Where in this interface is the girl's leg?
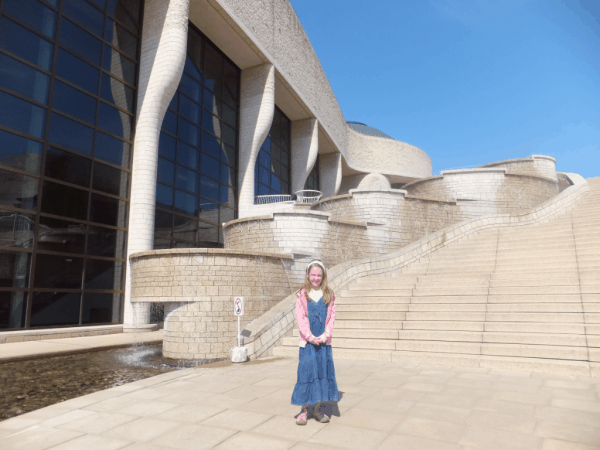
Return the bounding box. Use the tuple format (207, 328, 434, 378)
(296, 405, 308, 425)
(313, 402, 330, 423)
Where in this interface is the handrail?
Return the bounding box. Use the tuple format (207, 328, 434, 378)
(295, 190, 322, 204)
(254, 194, 293, 205)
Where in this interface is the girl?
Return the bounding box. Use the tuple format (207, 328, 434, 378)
(291, 260, 339, 425)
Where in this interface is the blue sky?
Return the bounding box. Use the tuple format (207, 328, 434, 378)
(289, 0, 600, 178)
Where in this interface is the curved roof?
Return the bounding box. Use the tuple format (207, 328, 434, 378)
(347, 122, 394, 140)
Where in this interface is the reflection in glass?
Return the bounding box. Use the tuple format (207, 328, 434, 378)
(220, 206, 235, 225)
(179, 94, 202, 125)
(0, 169, 39, 211)
(34, 253, 83, 288)
(56, 48, 100, 94)
(154, 210, 172, 238)
(98, 102, 133, 140)
(60, 18, 102, 65)
(104, 20, 138, 60)
(168, 92, 178, 112)
(41, 180, 88, 220)
(202, 131, 220, 159)
(93, 162, 128, 197)
(30, 291, 80, 326)
(173, 214, 197, 241)
(108, 0, 142, 31)
(37, 216, 86, 254)
(0, 53, 51, 104)
(176, 165, 199, 194)
(0, 91, 46, 139)
(0, 210, 36, 248)
(175, 190, 197, 216)
(180, 73, 201, 103)
(52, 81, 97, 125)
(84, 258, 122, 290)
(82, 293, 121, 324)
(102, 46, 136, 85)
(0, 250, 31, 290)
(49, 113, 94, 155)
(0, 291, 27, 329)
(90, 193, 127, 227)
(176, 141, 199, 170)
(197, 221, 218, 244)
(0, 17, 54, 70)
(199, 199, 218, 224)
(100, 73, 135, 113)
(178, 117, 200, 147)
(154, 237, 171, 249)
(159, 132, 176, 160)
(157, 158, 175, 185)
(162, 110, 177, 135)
(156, 184, 173, 209)
(95, 131, 130, 167)
(0, 130, 43, 175)
(201, 153, 219, 179)
(63, 0, 105, 38)
(3, 0, 58, 39)
(87, 226, 126, 258)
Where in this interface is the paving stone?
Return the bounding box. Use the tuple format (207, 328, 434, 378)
(407, 403, 471, 424)
(334, 406, 405, 432)
(541, 438, 600, 450)
(459, 425, 541, 450)
(306, 422, 388, 450)
(45, 434, 131, 450)
(378, 433, 462, 450)
(213, 432, 295, 450)
(465, 411, 537, 434)
(395, 416, 465, 443)
(200, 409, 273, 431)
(1, 426, 82, 450)
(56, 412, 138, 435)
(253, 415, 323, 442)
(104, 417, 181, 443)
(534, 420, 600, 446)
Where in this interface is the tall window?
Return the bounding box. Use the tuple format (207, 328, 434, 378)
(0, 0, 143, 329)
(154, 23, 240, 249)
(304, 156, 319, 191)
(255, 107, 291, 198)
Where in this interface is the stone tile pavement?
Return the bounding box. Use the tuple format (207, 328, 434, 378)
(1, 356, 600, 450)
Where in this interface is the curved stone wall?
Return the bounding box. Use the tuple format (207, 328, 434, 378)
(403, 168, 559, 215)
(339, 172, 391, 194)
(479, 155, 557, 181)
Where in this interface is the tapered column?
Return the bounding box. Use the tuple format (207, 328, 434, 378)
(123, 0, 190, 330)
(319, 153, 343, 198)
(238, 64, 275, 218)
(291, 118, 319, 193)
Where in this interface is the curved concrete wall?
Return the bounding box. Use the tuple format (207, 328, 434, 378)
(479, 155, 557, 181)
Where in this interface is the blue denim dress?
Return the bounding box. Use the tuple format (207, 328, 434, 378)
(291, 297, 339, 405)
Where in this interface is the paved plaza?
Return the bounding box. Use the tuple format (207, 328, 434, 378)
(1, 348, 600, 450)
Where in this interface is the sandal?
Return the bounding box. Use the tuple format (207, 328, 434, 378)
(296, 411, 308, 426)
(313, 403, 330, 423)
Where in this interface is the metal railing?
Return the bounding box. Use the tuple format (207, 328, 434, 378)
(254, 194, 293, 205)
(295, 190, 322, 204)
(254, 190, 322, 205)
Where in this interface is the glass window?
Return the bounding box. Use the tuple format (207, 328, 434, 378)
(161, 110, 177, 135)
(202, 131, 220, 159)
(197, 221, 217, 244)
(63, 0, 105, 38)
(0, 290, 27, 329)
(108, 0, 142, 31)
(95, 131, 130, 167)
(0, 17, 54, 70)
(223, 144, 236, 168)
(100, 73, 134, 112)
(154, 210, 172, 238)
(0, 250, 31, 289)
(49, 112, 94, 155)
(157, 158, 175, 184)
(98, 102, 133, 140)
(104, 20, 138, 60)
(178, 117, 200, 147)
(158, 132, 176, 160)
(41, 180, 88, 220)
(176, 141, 199, 170)
(89, 193, 127, 227)
(220, 206, 235, 225)
(199, 200, 218, 224)
(93, 162, 128, 197)
(201, 153, 219, 179)
(84, 258, 121, 289)
(3, 0, 58, 39)
(37, 216, 86, 254)
(179, 94, 202, 126)
(0, 168, 38, 211)
(175, 190, 197, 216)
(184, 55, 202, 82)
(204, 43, 222, 93)
(156, 183, 173, 209)
(172, 214, 197, 241)
(200, 176, 219, 202)
(34, 253, 84, 288)
(0, 53, 51, 104)
(82, 293, 121, 324)
(102, 45, 136, 85)
(176, 165, 199, 194)
(52, 81, 97, 125)
(45, 147, 92, 187)
(180, 74, 202, 104)
(0, 210, 36, 249)
(87, 226, 126, 258)
(0, 90, 46, 138)
(30, 291, 81, 326)
(220, 164, 234, 187)
(59, 18, 103, 65)
(168, 92, 178, 112)
(0, 130, 43, 174)
(56, 48, 100, 94)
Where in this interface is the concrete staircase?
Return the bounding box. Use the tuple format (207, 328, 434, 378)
(274, 178, 600, 375)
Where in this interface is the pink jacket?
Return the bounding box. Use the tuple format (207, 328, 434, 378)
(296, 289, 336, 348)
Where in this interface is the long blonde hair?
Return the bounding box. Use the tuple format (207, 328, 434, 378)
(300, 262, 335, 305)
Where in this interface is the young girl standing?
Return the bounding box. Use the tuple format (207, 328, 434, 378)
(291, 260, 339, 425)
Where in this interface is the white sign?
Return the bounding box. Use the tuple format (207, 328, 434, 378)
(234, 296, 244, 316)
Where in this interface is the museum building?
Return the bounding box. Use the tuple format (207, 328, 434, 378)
(0, 0, 432, 332)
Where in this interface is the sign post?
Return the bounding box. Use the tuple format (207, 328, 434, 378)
(232, 296, 247, 363)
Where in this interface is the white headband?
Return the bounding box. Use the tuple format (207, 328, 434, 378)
(306, 260, 326, 273)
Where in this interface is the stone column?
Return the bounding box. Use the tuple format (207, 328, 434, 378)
(290, 118, 319, 193)
(238, 64, 275, 219)
(319, 153, 342, 198)
(123, 0, 190, 331)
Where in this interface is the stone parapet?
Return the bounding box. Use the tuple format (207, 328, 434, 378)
(479, 155, 557, 181)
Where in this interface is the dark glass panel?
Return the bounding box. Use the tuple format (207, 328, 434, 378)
(37, 216, 86, 254)
(197, 221, 218, 244)
(261, 136, 271, 153)
(220, 164, 234, 187)
(154, 237, 170, 249)
(0, 168, 38, 211)
(82, 293, 121, 324)
(100, 73, 134, 113)
(60, 18, 102, 65)
(0, 53, 50, 104)
(49, 113, 94, 155)
(93, 162, 128, 197)
(90, 0, 107, 9)
(95, 131, 130, 167)
(0, 210, 36, 248)
(220, 206, 235, 225)
(259, 165, 270, 186)
(63, 0, 105, 37)
(89, 193, 127, 227)
(0, 291, 27, 329)
(179, 73, 201, 103)
(46, 0, 60, 6)
(221, 103, 237, 128)
(171, 240, 201, 248)
(220, 185, 235, 208)
(202, 110, 218, 136)
(204, 43, 222, 94)
(45, 147, 92, 187)
(87, 226, 126, 258)
(84, 258, 122, 289)
(154, 210, 172, 238)
(176, 141, 199, 170)
(175, 165, 199, 194)
(201, 153, 219, 180)
(281, 147, 289, 166)
(0, 90, 46, 138)
(258, 150, 270, 170)
(223, 144, 236, 168)
(0, 250, 31, 289)
(0, 17, 53, 70)
(184, 55, 201, 82)
(258, 183, 270, 196)
(172, 214, 196, 241)
(157, 157, 174, 185)
(199, 200, 218, 224)
(104, 19, 138, 59)
(158, 132, 176, 160)
(102, 45, 136, 86)
(200, 176, 219, 203)
(168, 92, 178, 112)
(174, 190, 197, 216)
(281, 181, 289, 195)
(271, 173, 282, 193)
(108, 0, 141, 32)
(56, 48, 100, 94)
(34, 253, 83, 288)
(223, 58, 237, 78)
(156, 184, 173, 209)
(179, 94, 201, 126)
(161, 110, 177, 135)
(223, 77, 238, 107)
(177, 117, 200, 147)
(222, 124, 236, 148)
(52, 81, 97, 125)
(202, 131, 220, 159)
(98, 102, 133, 140)
(0, 129, 43, 174)
(271, 144, 281, 162)
(30, 291, 80, 326)
(3, 0, 58, 39)
(203, 88, 215, 113)
(41, 180, 88, 220)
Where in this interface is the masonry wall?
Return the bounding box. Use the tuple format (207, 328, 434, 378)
(479, 155, 557, 181)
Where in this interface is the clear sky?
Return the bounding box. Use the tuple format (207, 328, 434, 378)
(289, 0, 600, 178)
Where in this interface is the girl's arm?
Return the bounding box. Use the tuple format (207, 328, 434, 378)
(296, 290, 317, 343)
(323, 294, 336, 341)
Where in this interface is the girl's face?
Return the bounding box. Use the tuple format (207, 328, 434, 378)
(308, 266, 323, 289)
